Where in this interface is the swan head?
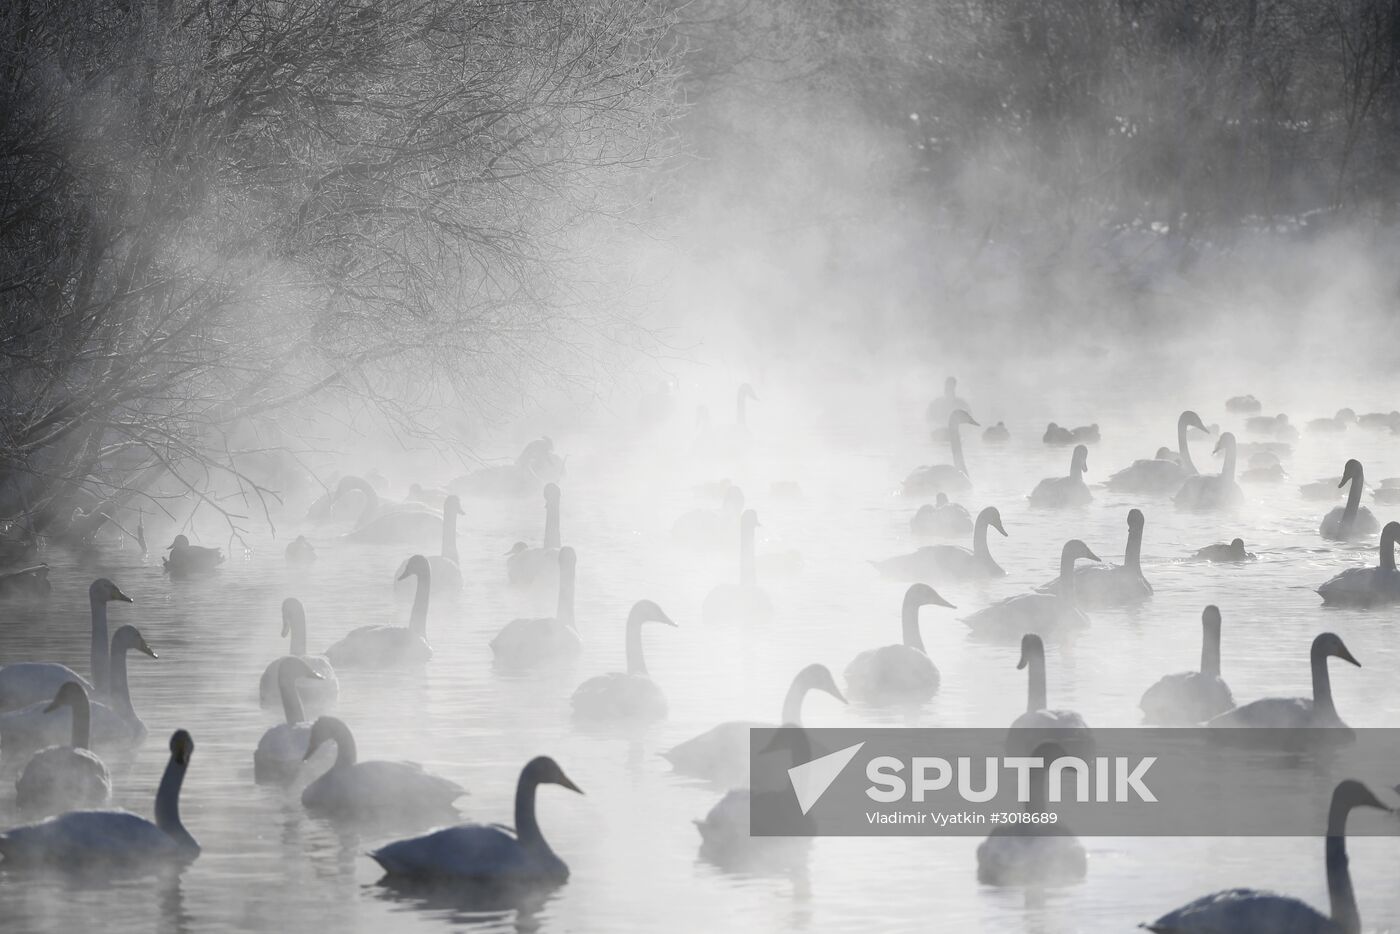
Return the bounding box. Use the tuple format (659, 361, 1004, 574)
(1154, 446, 1173, 460)
(44, 681, 88, 713)
(443, 494, 463, 516)
(738, 383, 759, 402)
(90, 578, 133, 604)
(524, 755, 583, 795)
(935, 493, 948, 506)
(543, 483, 561, 505)
(950, 409, 978, 428)
(170, 729, 194, 767)
(396, 554, 431, 581)
(331, 475, 364, 498)
(505, 541, 529, 556)
(166, 535, 191, 551)
(1032, 740, 1068, 763)
(1340, 459, 1363, 486)
(1338, 408, 1356, 422)
(740, 509, 760, 531)
(905, 583, 956, 612)
(797, 663, 847, 706)
(1127, 508, 1145, 530)
(304, 716, 348, 760)
(1061, 539, 1100, 565)
(281, 597, 305, 637)
(1212, 432, 1236, 455)
(1017, 634, 1045, 669)
(559, 546, 577, 572)
(1331, 780, 1391, 820)
(1229, 538, 1246, 555)
(1313, 632, 1360, 668)
(112, 625, 157, 658)
(944, 376, 957, 395)
(978, 506, 1008, 537)
(1202, 604, 1221, 631)
(1071, 444, 1089, 473)
(628, 599, 676, 628)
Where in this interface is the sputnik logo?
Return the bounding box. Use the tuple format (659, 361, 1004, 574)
(787, 742, 865, 814)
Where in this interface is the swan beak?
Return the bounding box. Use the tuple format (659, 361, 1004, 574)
(930, 593, 956, 610)
(1212, 438, 1225, 454)
(992, 519, 1008, 537)
(396, 566, 411, 580)
(558, 774, 584, 795)
(1016, 654, 1029, 670)
(657, 611, 678, 628)
(141, 644, 159, 659)
(112, 588, 133, 603)
(827, 683, 848, 705)
(1338, 646, 1361, 667)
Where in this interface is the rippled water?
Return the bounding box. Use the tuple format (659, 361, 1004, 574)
(3, 368, 1400, 933)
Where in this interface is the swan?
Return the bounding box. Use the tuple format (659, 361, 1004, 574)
(1193, 538, 1255, 562)
(1319, 460, 1379, 541)
(1317, 521, 1400, 607)
(406, 483, 450, 508)
(1038, 509, 1151, 606)
(695, 784, 812, 869)
(0, 625, 156, 752)
(1241, 461, 1285, 483)
(259, 598, 339, 710)
(1374, 483, 1400, 504)
(516, 436, 566, 483)
(285, 535, 316, 566)
(1174, 432, 1243, 512)
(15, 682, 111, 815)
(0, 578, 129, 709)
(506, 483, 562, 590)
(300, 716, 465, 821)
(254, 657, 323, 785)
(369, 756, 582, 884)
(976, 741, 1086, 886)
(0, 564, 51, 600)
(1043, 423, 1098, 445)
(324, 554, 433, 668)
(1225, 394, 1261, 413)
(342, 498, 441, 545)
(963, 540, 1099, 638)
(672, 486, 744, 549)
(1307, 408, 1356, 433)
(902, 410, 977, 496)
(701, 510, 772, 625)
(570, 600, 676, 722)
(1209, 632, 1358, 731)
(925, 376, 971, 425)
(1105, 411, 1209, 494)
(662, 663, 846, 785)
(1358, 409, 1400, 430)
(1139, 606, 1234, 724)
(1028, 444, 1091, 508)
(1246, 413, 1297, 440)
(1007, 634, 1091, 756)
(395, 494, 464, 593)
(845, 585, 954, 704)
(909, 493, 972, 538)
(162, 535, 224, 576)
(1142, 780, 1390, 934)
(982, 421, 1010, 444)
(874, 506, 1007, 581)
(449, 439, 562, 498)
(0, 730, 198, 868)
(490, 546, 582, 669)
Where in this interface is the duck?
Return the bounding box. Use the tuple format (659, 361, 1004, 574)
(1319, 459, 1380, 541)
(963, 540, 1099, 638)
(982, 421, 1010, 444)
(1193, 538, 1256, 562)
(909, 492, 972, 538)
(506, 484, 562, 590)
(324, 554, 433, 668)
(701, 510, 772, 625)
(0, 578, 129, 710)
(925, 376, 971, 425)
(874, 506, 1007, 581)
(395, 494, 464, 594)
(570, 600, 676, 722)
(254, 657, 324, 785)
(0, 730, 198, 868)
(1105, 411, 1209, 494)
(369, 757, 582, 885)
(0, 564, 51, 600)
(1043, 423, 1099, 445)
(672, 486, 745, 549)
(15, 682, 111, 815)
(902, 410, 977, 496)
(845, 585, 954, 704)
(1317, 521, 1400, 606)
(300, 716, 465, 821)
(1142, 780, 1390, 934)
(0, 625, 156, 753)
(1007, 635, 1091, 755)
(1225, 394, 1262, 413)
(1038, 509, 1151, 606)
(1209, 632, 1358, 732)
(662, 663, 846, 785)
(259, 598, 339, 710)
(1307, 408, 1356, 433)
(975, 741, 1086, 886)
(1028, 444, 1091, 508)
(1139, 606, 1234, 724)
(490, 546, 582, 669)
(162, 534, 224, 576)
(1173, 432, 1243, 512)
(284, 536, 317, 566)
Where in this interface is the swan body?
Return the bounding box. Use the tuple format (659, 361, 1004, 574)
(1193, 538, 1255, 562)
(702, 510, 772, 624)
(1319, 460, 1379, 541)
(1006, 635, 1091, 757)
(1106, 411, 1207, 495)
(672, 487, 744, 549)
(976, 742, 1085, 887)
(162, 535, 224, 576)
(694, 788, 812, 868)
(491, 547, 582, 668)
(903, 410, 977, 496)
(571, 600, 675, 722)
(344, 510, 441, 545)
(963, 540, 1098, 638)
(259, 598, 338, 710)
(450, 438, 564, 497)
(1240, 463, 1285, 483)
(1042, 423, 1098, 445)
(845, 585, 953, 704)
(285, 536, 317, 566)
(1174, 432, 1243, 512)
(1307, 409, 1355, 433)
(1029, 444, 1091, 508)
(909, 493, 972, 538)
(982, 422, 1010, 444)
(506, 484, 562, 592)
(325, 555, 433, 668)
(1318, 522, 1400, 606)
(394, 495, 464, 593)
(15, 682, 111, 815)
(300, 716, 465, 821)
(1246, 413, 1297, 440)
(1140, 606, 1234, 724)
(0, 565, 51, 599)
(254, 657, 323, 785)
(1300, 477, 1345, 500)
(0, 579, 129, 710)
(1209, 632, 1357, 731)
(1225, 394, 1261, 413)
(1038, 509, 1151, 606)
(876, 507, 1007, 581)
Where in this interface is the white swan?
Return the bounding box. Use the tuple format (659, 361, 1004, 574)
(259, 598, 338, 710)
(331, 475, 440, 544)
(1038, 509, 1151, 606)
(0, 730, 198, 868)
(0, 578, 129, 710)
(570, 600, 676, 722)
(1108, 411, 1209, 495)
(662, 663, 846, 785)
(925, 376, 971, 425)
(1143, 780, 1389, 934)
(1246, 413, 1298, 441)
(1209, 632, 1358, 731)
(1225, 394, 1261, 413)
(369, 756, 582, 884)
(451, 437, 565, 497)
(1174, 431, 1243, 512)
(15, 682, 111, 815)
(491, 546, 582, 669)
(300, 716, 465, 821)
(902, 410, 977, 496)
(1029, 444, 1091, 508)
(873, 506, 1007, 581)
(395, 495, 464, 593)
(982, 421, 1010, 444)
(1318, 521, 1400, 607)
(1007, 634, 1092, 757)
(963, 540, 1099, 638)
(702, 510, 772, 625)
(1042, 423, 1098, 445)
(162, 535, 224, 576)
(324, 555, 433, 668)
(910, 493, 972, 538)
(254, 657, 324, 785)
(506, 483, 562, 591)
(1319, 459, 1380, 541)
(672, 486, 745, 549)
(845, 585, 954, 704)
(0, 625, 156, 752)
(1307, 408, 1356, 433)
(976, 741, 1086, 886)
(1139, 606, 1234, 724)
(1193, 538, 1255, 562)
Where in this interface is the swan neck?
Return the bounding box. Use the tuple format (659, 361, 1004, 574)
(900, 597, 926, 653)
(90, 595, 110, 696)
(557, 560, 576, 627)
(70, 694, 91, 749)
(1026, 654, 1047, 712)
(973, 514, 990, 562)
(278, 666, 306, 725)
(442, 507, 459, 564)
(1177, 417, 1198, 475)
(950, 422, 967, 475)
(1069, 457, 1084, 482)
(1125, 522, 1143, 571)
(1311, 648, 1337, 719)
(354, 479, 379, 527)
(625, 616, 648, 676)
(408, 570, 430, 638)
(1327, 832, 1361, 934)
(155, 754, 196, 851)
(740, 521, 756, 588)
(1057, 552, 1078, 605)
(1381, 526, 1397, 571)
(1220, 441, 1236, 481)
(1028, 763, 1049, 811)
(109, 641, 136, 721)
(1201, 623, 1221, 678)
(331, 721, 358, 767)
(288, 615, 307, 657)
(514, 771, 551, 854)
(544, 501, 560, 550)
(1343, 468, 1363, 523)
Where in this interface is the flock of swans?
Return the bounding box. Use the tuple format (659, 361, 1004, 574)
(0, 379, 1398, 933)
